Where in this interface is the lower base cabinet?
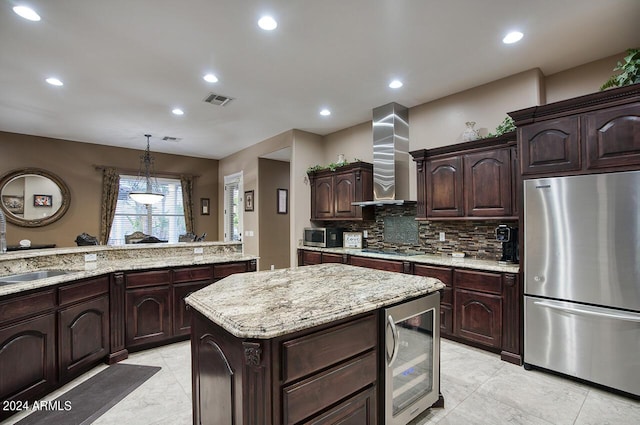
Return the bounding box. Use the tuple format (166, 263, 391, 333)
(125, 285, 172, 348)
(191, 310, 378, 425)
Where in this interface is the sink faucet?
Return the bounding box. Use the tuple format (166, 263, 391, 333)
(0, 209, 6, 253)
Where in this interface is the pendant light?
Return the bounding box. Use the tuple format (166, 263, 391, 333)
(129, 134, 165, 205)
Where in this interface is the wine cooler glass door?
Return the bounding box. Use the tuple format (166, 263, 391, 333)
(385, 294, 440, 425)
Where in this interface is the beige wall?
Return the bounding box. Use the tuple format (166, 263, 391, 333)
(322, 122, 373, 166)
(545, 52, 623, 103)
(258, 158, 290, 270)
(217, 130, 293, 263)
(0, 132, 219, 247)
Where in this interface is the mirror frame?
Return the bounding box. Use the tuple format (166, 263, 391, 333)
(0, 168, 71, 227)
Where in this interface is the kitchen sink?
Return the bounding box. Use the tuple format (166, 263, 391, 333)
(0, 270, 72, 285)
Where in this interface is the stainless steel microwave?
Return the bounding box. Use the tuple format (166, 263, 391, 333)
(303, 227, 344, 248)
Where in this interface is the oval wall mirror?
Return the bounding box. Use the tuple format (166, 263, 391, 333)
(0, 168, 71, 227)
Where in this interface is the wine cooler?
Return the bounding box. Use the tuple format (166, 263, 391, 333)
(383, 293, 440, 424)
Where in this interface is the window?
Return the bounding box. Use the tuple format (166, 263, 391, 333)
(108, 175, 186, 245)
(224, 172, 242, 242)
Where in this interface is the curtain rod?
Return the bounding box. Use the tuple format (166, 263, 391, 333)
(93, 165, 200, 179)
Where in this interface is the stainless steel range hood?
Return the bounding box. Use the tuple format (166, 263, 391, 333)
(353, 102, 415, 206)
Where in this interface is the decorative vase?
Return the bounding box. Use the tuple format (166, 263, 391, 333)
(462, 121, 480, 141)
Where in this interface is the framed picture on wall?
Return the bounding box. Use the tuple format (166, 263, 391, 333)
(244, 190, 254, 212)
(277, 188, 288, 214)
(34, 194, 52, 207)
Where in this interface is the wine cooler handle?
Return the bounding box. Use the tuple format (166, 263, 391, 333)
(387, 315, 399, 367)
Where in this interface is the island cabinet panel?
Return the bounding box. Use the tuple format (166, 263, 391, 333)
(308, 162, 374, 221)
(414, 265, 453, 337)
(58, 294, 110, 382)
(0, 312, 56, 416)
(190, 309, 379, 425)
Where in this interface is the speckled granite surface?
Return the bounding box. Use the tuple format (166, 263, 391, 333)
(299, 246, 520, 273)
(0, 242, 257, 297)
(185, 263, 444, 339)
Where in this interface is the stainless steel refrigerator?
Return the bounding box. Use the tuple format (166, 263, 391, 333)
(524, 170, 640, 396)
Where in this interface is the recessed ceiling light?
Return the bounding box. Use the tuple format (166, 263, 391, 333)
(203, 73, 218, 83)
(389, 79, 403, 89)
(13, 5, 41, 21)
(172, 108, 184, 116)
(320, 109, 331, 116)
(258, 15, 277, 31)
(45, 77, 63, 86)
(503, 31, 523, 44)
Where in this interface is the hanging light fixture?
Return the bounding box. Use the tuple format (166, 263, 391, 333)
(129, 134, 165, 205)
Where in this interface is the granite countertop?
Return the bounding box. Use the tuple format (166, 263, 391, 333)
(185, 263, 445, 339)
(0, 242, 257, 297)
(300, 246, 520, 273)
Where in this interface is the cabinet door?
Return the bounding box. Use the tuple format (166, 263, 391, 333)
(0, 313, 56, 407)
(334, 172, 357, 218)
(454, 289, 502, 348)
(173, 281, 209, 336)
(464, 149, 512, 217)
(125, 286, 172, 348)
(59, 295, 110, 381)
(312, 175, 334, 219)
(585, 103, 640, 170)
(426, 156, 463, 217)
(519, 117, 580, 175)
(414, 264, 453, 336)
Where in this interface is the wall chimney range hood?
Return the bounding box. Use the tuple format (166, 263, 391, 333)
(353, 102, 415, 206)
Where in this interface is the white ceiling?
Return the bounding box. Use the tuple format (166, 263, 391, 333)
(1, 0, 639, 160)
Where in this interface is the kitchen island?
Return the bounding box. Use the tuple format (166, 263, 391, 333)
(186, 263, 445, 425)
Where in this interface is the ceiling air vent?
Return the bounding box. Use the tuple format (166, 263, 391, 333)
(203, 92, 233, 106)
(162, 136, 182, 142)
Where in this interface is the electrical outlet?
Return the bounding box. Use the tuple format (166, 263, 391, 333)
(439, 232, 446, 242)
(84, 253, 97, 262)
(194, 247, 204, 254)
(363, 230, 368, 238)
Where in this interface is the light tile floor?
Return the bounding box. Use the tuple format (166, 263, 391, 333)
(7, 339, 639, 425)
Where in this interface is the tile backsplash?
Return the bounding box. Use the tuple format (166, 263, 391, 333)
(328, 204, 517, 261)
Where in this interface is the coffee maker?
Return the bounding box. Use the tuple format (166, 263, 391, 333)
(495, 224, 519, 264)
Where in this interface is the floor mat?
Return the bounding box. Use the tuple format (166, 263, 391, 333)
(15, 364, 161, 425)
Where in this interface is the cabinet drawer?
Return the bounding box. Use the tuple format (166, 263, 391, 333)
(349, 256, 404, 273)
(125, 269, 172, 288)
(59, 276, 109, 307)
(283, 351, 376, 425)
(282, 314, 376, 384)
(303, 386, 376, 425)
(321, 253, 344, 264)
(173, 266, 213, 283)
(454, 269, 502, 295)
(0, 289, 56, 324)
(213, 262, 247, 279)
(414, 264, 452, 286)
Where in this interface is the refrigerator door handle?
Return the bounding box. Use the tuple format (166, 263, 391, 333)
(386, 314, 400, 367)
(533, 300, 640, 322)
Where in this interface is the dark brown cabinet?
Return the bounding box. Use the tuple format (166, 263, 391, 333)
(412, 133, 517, 220)
(58, 276, 110, 382)
(173, 266, 213, 336)
(125, 285, 172, 348)
(414, 264, 453, 337)
(0, 290, 56, 418)
(309, 162, 374, 221)
(510, 83, 640, 177)
(349, 255, 409, 273)
(191, 310, 377, 425)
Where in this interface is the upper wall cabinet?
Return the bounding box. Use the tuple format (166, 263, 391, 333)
(411, 133, 518, 220)
(308, 162, 374, 221)
(510, 84, 640, 178)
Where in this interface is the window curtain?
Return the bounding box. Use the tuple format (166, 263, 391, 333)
(180, 174, 194, 234)
(99, 168, 120, 245)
